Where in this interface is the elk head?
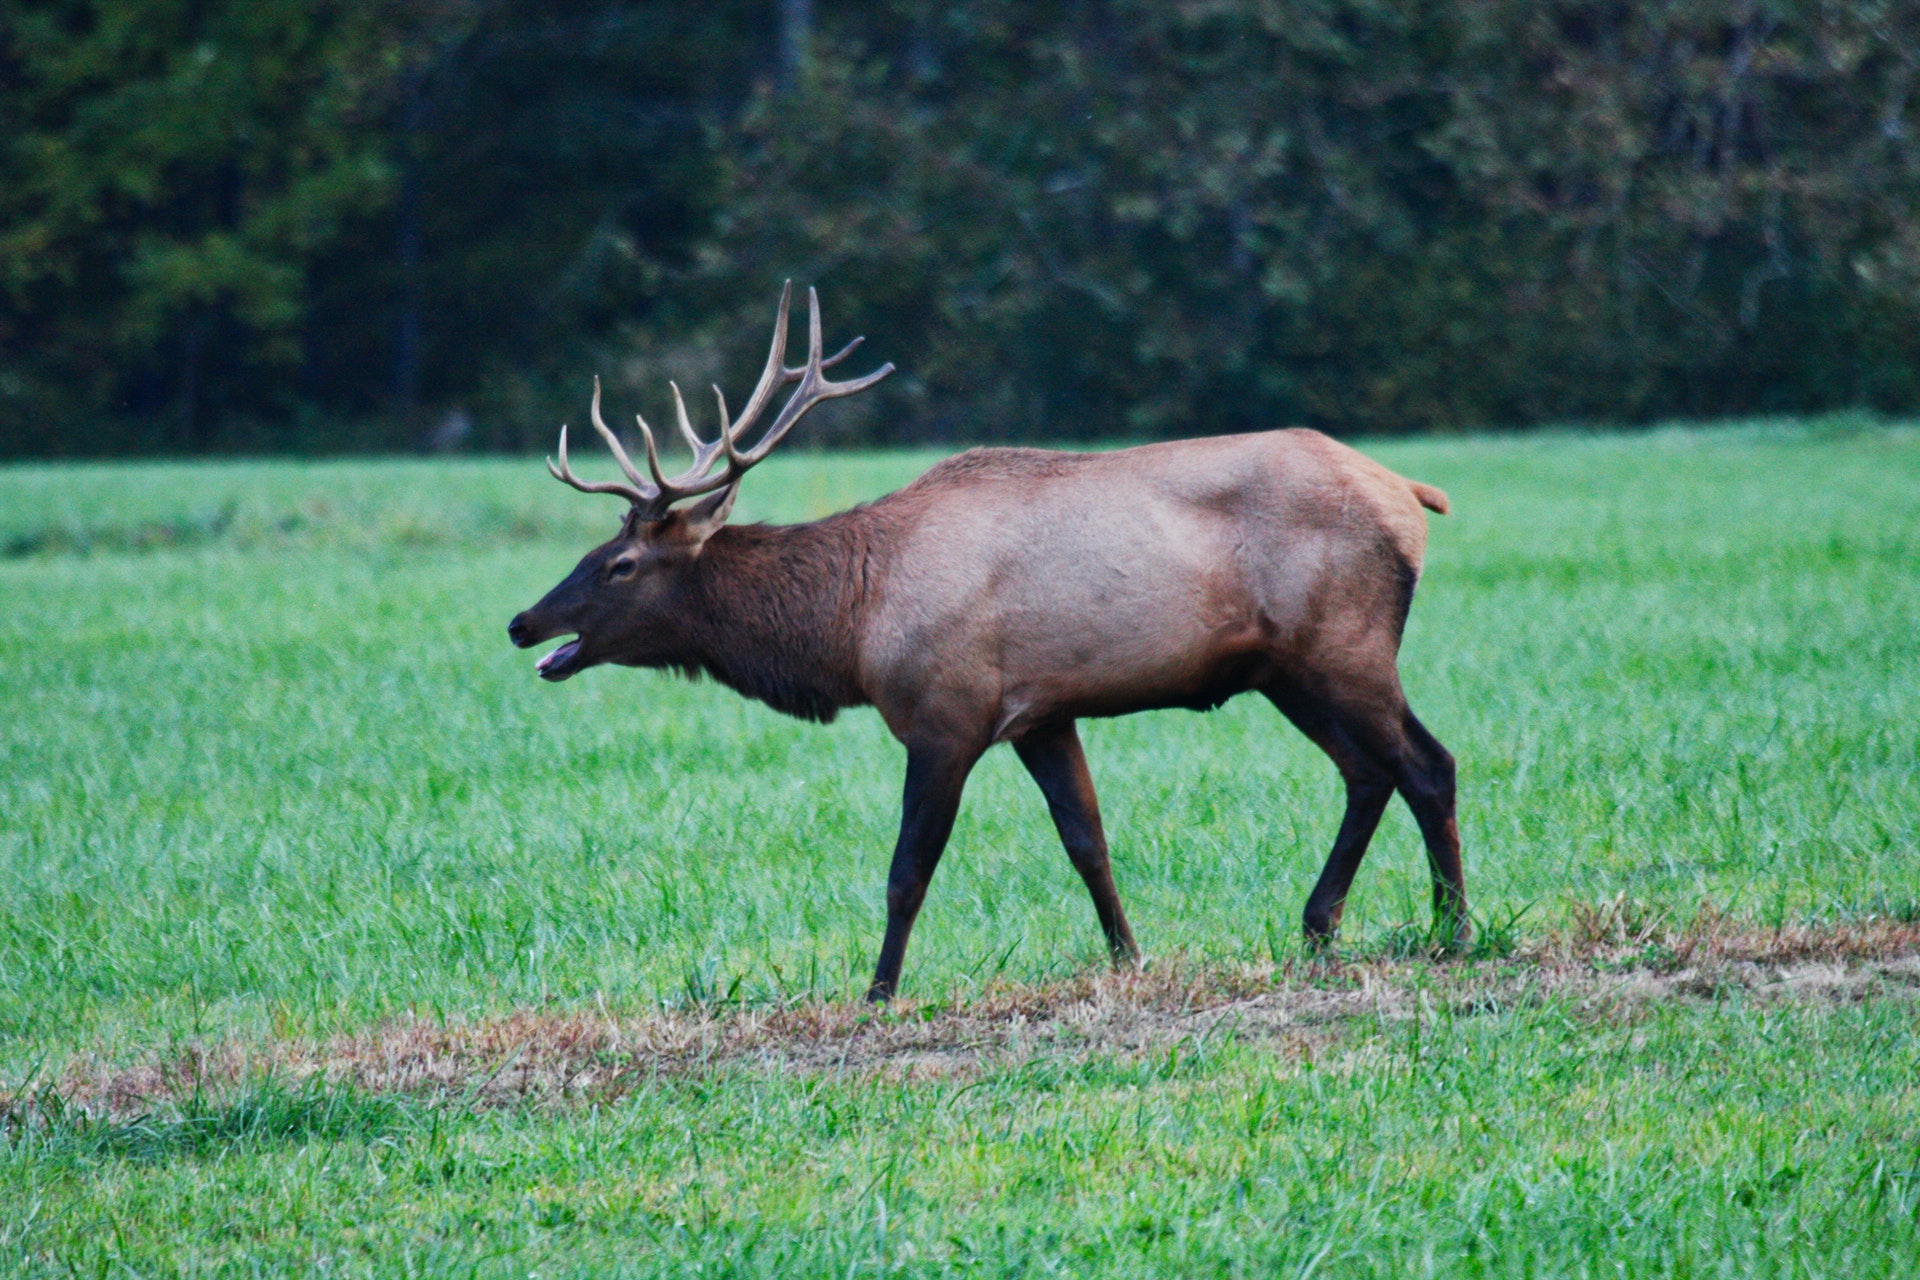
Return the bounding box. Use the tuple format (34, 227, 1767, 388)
(506, 284, 892, 680)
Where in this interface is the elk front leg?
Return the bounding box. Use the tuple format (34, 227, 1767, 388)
(1012, 722, 1140, 967)
(866, 741, 981, 1002)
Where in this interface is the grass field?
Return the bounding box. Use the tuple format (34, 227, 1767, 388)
(2, 419, 1918, 1275)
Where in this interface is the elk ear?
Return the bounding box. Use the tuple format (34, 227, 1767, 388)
(680, 482, 739, 545)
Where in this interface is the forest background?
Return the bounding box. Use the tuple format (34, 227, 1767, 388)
(4, 0, 1919, 458)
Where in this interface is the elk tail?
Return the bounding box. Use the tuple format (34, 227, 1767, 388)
(1410, 481, 1451, 515)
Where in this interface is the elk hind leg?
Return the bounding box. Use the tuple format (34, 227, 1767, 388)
(1395, 709, 1469, 948)
(1013, 721, 1140, 966)
(1266, 688, 1397, 944)
(1270, 681, 1469, 948)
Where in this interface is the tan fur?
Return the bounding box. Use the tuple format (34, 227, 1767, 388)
(843, 430, 1441, 747)
(1411, 481, 1451, 514)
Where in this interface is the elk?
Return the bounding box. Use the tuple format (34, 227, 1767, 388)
(508, 284, 1467, 1000)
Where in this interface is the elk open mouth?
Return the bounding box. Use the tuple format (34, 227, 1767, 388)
(535, 637, 584, 681)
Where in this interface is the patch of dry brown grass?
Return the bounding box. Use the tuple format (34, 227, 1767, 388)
(24, 916, 1920, 1119)
(1542, 897, 1920, 969)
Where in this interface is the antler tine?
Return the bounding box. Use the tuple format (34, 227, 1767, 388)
(824, 360, 896, 397)
(629, 404, 733, 510)
(668, 381, 731, 483)
(629, 409, 670, 493)
(729, 288, 895, 467)
(587, 377, 658, 497)
(547, 424, 652, 505)
(732, 358, 895, 467)
(670, 381, 707, 457)
(721, 281, 795, 455)
(717, 285, 864, 454)
(544, 283, 889, 515)
(807, 285, 825, 372)
(714, 383, 748, 471)
(817, 334, 864, 371)
(659, 381, 730, 489)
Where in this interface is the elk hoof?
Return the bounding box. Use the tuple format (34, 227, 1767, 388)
(1435, 917, 1474, 954)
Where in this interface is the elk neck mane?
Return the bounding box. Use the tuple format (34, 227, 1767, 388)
(677, 508, 878, 723)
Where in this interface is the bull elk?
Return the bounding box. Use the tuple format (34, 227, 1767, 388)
(508, 284, 1467, 1000)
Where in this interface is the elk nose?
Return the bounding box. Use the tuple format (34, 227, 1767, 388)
(507, 613, 534, 648)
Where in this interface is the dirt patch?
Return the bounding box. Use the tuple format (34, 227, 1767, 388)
(25, 917, 1920, 1117)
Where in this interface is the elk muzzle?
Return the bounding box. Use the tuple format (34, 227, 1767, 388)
(506, 609, 587, 681)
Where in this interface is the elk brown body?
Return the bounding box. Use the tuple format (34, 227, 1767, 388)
(509, 284, 1466, 1000)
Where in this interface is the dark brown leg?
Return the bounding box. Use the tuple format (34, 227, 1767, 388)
(1395, 711, 1469, 947)
(1268, 685, 1468, 948)
(1302, 760, 1396, 943)
(866, 741, 981, 1002)
(1012, 721, 1140, 967)
(1266, 690, 1395, 943)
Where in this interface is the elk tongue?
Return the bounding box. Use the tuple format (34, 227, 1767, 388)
(536, 638, 581, 679)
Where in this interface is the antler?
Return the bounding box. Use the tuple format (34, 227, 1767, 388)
(546, 282, 894, 519)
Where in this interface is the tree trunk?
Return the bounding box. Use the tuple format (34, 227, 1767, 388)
(778, 0, 812, 90)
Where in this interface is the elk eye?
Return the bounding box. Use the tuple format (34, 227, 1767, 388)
(606, 556, 639, 581)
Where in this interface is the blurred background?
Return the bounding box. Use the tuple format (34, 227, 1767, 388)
(4, 0, 1919, 458)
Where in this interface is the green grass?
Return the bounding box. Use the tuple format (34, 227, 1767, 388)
(2, 420, 1918, 1275)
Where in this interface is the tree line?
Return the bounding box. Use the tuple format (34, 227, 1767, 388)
(4, 0, 1918, 457)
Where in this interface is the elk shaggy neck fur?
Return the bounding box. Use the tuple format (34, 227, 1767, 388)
(680, 514, 875, 723)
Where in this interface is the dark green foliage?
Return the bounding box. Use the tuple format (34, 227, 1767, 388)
(4, 1, 1919, 454)
(0, 0, 762, 453)
(0, 1, 408, 451)
(712, 1, 1920, 439)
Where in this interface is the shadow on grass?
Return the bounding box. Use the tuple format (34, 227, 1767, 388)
(1, 503, 238, 558)
(3, 1073, 409, 1164)
(0, 498, 556, 559)
(1329, 903, 1535, 964)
